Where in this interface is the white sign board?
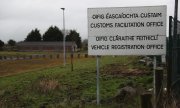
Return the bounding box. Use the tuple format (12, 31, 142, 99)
(88, 6, 167, 55)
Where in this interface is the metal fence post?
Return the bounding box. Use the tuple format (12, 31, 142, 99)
(141, 93, 152, 108)
(155, 68, 164, 108)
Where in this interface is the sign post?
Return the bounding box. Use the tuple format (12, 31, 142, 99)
(88, 5, 167, 105)
(153, 56, 157, 108)
(96, 55, 100, 105)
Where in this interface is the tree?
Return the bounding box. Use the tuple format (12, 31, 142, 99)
(42, 26, 63, 41)
(0, 40, 4, 50)
(8, 39, 16, 46)
(66, 30, 82, 48)
(25, 28, 41, 41)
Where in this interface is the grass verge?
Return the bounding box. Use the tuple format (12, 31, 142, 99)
(0, 56, 153, 108)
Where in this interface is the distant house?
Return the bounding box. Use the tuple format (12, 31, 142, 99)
(17, 42, 77, 52)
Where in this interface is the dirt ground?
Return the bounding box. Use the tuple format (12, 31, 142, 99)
(0, 59, 62, 76)
(101, 63, 151, 77)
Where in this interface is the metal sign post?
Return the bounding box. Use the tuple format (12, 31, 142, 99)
(96, 55, 100, 105)
(153, 56, 157, 108)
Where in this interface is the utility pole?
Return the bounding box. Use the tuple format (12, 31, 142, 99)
(167, 16, 173, 96)
(173, 0, 178, 82)
(61, 8, 66, 66)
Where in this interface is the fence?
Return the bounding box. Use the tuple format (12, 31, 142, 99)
(0, 53, 94, 61)
(167, 14, 180, 107)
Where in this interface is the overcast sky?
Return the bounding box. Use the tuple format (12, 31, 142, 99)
(0, 0, 178, 43)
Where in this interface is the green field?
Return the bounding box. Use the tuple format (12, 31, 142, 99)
(0, 55, 153, 108)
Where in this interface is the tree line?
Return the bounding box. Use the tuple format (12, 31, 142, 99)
(0, 26, 84, 50)
(25, 26, 82, 48)
(0, 39, 16, 50)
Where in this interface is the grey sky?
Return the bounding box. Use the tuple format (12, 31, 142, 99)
(0, 0, 178, 43)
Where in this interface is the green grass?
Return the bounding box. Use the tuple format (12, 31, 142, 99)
(0, 56, 153, 108)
